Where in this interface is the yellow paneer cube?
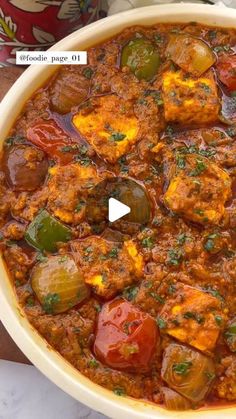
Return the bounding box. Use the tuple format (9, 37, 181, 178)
(160, 285, 226, 353)
(123, 240, 143, 275)
(73, 95, 139, 163)
(71, 237, 143, 299)
(162, 70, 220, 125)
(164, 154, 231, 225)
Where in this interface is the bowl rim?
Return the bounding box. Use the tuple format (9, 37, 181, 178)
(0, 4, 236, 418)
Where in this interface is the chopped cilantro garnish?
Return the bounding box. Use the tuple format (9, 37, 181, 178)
(42, 293, 60, 314)
(189, 159, 206, 176)
(172, 361, 192, 375)
(88, 359, 99, 368)
(141, 237, 154, 249)
(177, 233, 188, 245)
(183, 311, 205, 324)
(215, 315, 223, 325)
(109, 131, 126, 142)
(123, 285, 139, 301)
(167, 248, 183, 266)
(176, 154, 186, 169)
(157, 317, 167, 329)
(149, 292, 165, 304)
(204, 239, 215, 252)
(82, 67, 94, 79)
(113, 387, 126, 396)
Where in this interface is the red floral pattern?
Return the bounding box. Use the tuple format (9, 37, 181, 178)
(0, 0, 99, 67)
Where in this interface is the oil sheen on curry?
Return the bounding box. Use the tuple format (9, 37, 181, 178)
(1, 22, 236, 411)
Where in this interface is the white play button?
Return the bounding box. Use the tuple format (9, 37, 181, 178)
(108, 197, 131, 222)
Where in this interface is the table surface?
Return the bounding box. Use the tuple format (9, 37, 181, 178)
(0, 66, 30, 365)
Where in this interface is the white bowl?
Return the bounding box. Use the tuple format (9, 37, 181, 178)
(0, 4, 236, 418)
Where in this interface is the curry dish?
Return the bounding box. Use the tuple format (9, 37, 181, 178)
(1, 22, 236, 410)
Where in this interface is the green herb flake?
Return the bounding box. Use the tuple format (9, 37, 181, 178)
(82, 67, 94, 79)
(75, 200, 85, 213)
(144, 90, 163, 106)
(183, 311, 205, 324)
(189, 159, 206, 176)
(15, 279, 21, 287)
(204, 239, 215, 252)
(166, 125, 174, 136)
(177, 233, 188, 245)
(199, 83, 211, 93)
(213, 45, 231, 53)
(167, 248, 183, 266)
(141, 237, 154, 249)
(157, 317, 167, 329)
(74, 155, 91, 167)
(149, 292, 165, 304)
(58, 255, 68, 264)
(225, 322, 236, 345)
(113, 387, 126, 397)
(203, 286, 224, 302)
(205, 371, 216, 381)
(154, 33, 165, 43)
(215, 315, 223, 325)
(108, 248, 119, 258)
(88, 359, 99, 368)
(172, 361, 192, 375)
(42, 293, 60, 314)
(208, 30, 217, 40)
(123, 285, 139, 301)
(176, 154, 186, 169)
(194, 209, 204, 216)
(94, 302, 101, 313)
(109, 131, 126, 142)
(26, 296, 35, 307)
(168, 283, 176, 294)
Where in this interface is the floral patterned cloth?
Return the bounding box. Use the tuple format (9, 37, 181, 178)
(0, 0, 100, 67)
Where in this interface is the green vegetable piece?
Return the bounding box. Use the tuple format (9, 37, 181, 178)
(121, 38, 161, 81)
(25, 209, 72, 252)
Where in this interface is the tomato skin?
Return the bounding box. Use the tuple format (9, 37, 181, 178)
(217, 55, 236, 92)
(27, 120, 75, 164)
(94, 298, 159, 372)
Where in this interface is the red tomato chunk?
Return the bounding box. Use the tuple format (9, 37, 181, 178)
(94, 298, 159, 372)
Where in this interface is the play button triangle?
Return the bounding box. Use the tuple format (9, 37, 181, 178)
(108, 197, 131, 223)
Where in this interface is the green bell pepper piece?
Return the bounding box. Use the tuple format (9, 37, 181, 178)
(25, 209, 72, 252)
(121, 38, 161, 81)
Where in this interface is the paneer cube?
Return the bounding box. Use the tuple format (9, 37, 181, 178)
(48, 163, 101, 224)
(71, 237, 143, 299)
(164, 154, 231, 225)
(73, 95, 139, 163)
(159, 284, 225, 353)
(162, 70, 220, 124)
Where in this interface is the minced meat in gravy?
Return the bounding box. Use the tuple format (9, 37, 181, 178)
(1, 22, 236, 410)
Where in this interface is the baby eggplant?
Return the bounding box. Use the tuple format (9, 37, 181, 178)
(3, 143, 48, 191)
